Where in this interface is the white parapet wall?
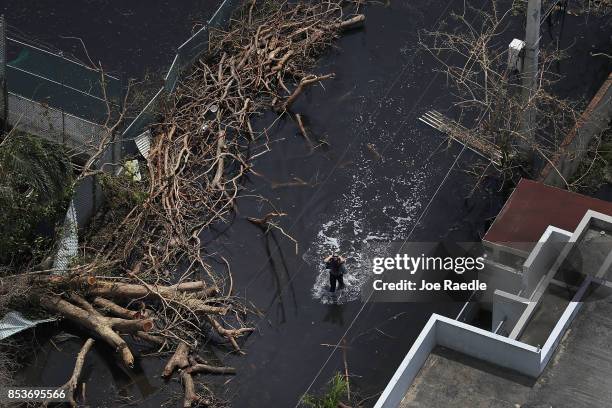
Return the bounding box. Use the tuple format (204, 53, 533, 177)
(522, 226, 572, 298)
(373, 211, 610, 408)
(374, 284, 587, 408)
(491, 289, 530, 335)
(510, 210, 612, 339)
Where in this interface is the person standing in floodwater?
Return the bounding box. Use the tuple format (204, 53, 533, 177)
(324, 254, 346, 292)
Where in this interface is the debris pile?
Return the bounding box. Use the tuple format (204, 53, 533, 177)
(1, 0, 365, 405)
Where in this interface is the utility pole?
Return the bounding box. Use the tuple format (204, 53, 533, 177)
(520, 0, 541, 157)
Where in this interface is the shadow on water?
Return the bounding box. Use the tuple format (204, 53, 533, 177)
(5, 0, 611, 407)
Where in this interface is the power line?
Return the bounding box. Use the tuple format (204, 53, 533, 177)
(296, 144, 467, 406)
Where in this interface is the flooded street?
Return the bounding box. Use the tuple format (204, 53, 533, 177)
(202, 1, 498, 405)
(2, 0, 610, 407)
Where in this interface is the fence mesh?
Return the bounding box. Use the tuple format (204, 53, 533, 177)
(5, 0, 241, 256)
(0, 16, 6, 128)
(5, 38, 121, 123)
(125, 0, 241, 141)
(208, 0, 241, 29)
(1, 1, 243, 337)
(8, 92, 107, 154)
(122, 87, 165, 141)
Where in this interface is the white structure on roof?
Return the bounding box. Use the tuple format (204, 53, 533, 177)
(375, 210, 612, 408)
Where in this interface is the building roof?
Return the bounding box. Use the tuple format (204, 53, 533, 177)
(483, 179, 612, 253)
(400, 301, 612, 408)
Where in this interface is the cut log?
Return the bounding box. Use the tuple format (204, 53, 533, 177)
(92, 297, 141, 319)
(134, 331, 166, 347)
(37, 274, 96, 287)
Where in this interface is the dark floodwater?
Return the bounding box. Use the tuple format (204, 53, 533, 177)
(3, 1, 611, 407)
(0, 0, 221, 79)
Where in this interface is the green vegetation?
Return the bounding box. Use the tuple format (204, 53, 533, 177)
(98, 171, 148, 211)
(302, 372, 349, 408)
(0, 131, 73, 267)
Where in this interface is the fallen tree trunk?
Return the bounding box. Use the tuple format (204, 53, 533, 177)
(89, 280, 216, 300)
(174, 294, 229, 315)
(333, 14, 365, 30)
(88, 281, 227, 315)
(36, 276, 218, 302)
(37, 274, 97, 287)
(92, 297, 142, 319)
(181, 371, 200, 408)
(92, 297, 166, 347)
(163, 343, 235, 406)
(207, 315, 255, 354)
(134, 331, 167, 347)
(40, 295, 152, 367)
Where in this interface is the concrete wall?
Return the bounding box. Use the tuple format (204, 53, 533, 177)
(480, 259, 523, 309)
(375, 318, 437, 408)
(539, 73, 612, 187)
(522, 226, 572, 298)
(436, 316, 542, 376)
(374, 292, 590, 408)
(374, 314, 542, 408)
(540, 295, 583, 369)
(374, 214, 610, 408)
(492, 289, 529, 335)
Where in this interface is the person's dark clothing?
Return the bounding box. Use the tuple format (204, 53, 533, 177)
(325, 257, 346, 292)
(329, 274, 344, 292)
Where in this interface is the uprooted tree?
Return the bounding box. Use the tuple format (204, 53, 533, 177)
(0, 0, 365, 406)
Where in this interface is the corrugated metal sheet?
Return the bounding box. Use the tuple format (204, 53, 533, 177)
(0, 311, 56, 340)
(135, 129, 151, 159)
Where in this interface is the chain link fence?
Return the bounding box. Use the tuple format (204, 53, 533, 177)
(0, 1, 242, 337)
(5, 35, 122, 132)
(1, 1, 241, 278)
(124, 0, 241, 141)
(7, 92, 108, 153)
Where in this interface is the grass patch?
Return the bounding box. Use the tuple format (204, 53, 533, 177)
(302, 372, 349, 408)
